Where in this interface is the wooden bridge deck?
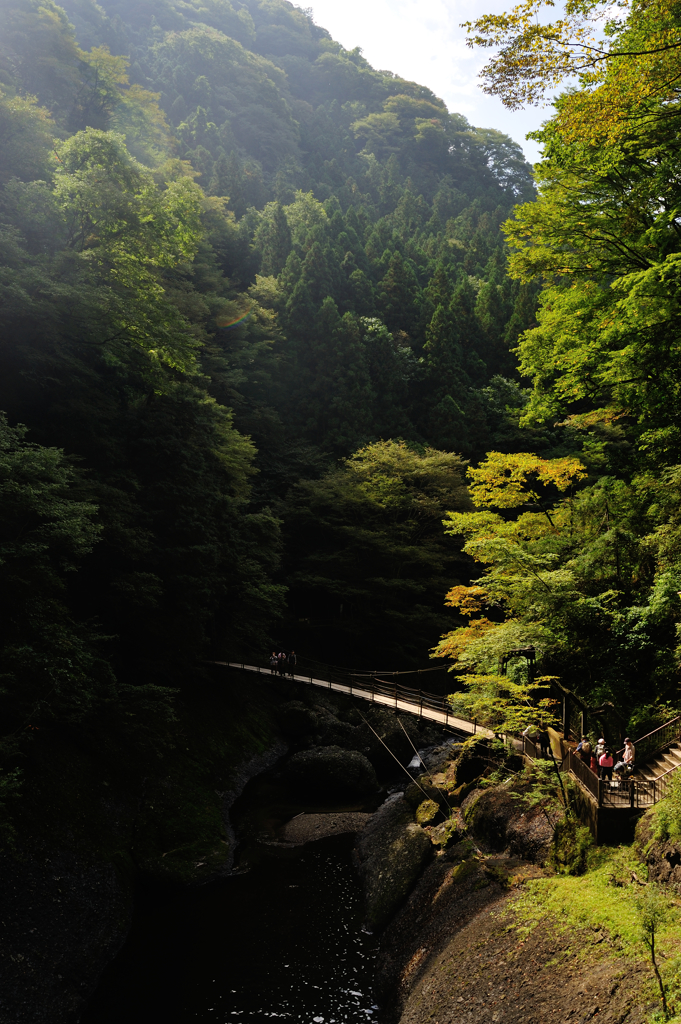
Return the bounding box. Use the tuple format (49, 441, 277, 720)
(217, 661, 495, 739)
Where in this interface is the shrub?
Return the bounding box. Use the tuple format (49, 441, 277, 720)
(550, 813, 593, 875)
(653, 771, 681, 844)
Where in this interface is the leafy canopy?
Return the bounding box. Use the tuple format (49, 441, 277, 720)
(464, 0, 681, 145)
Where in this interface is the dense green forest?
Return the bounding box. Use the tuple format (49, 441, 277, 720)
(1, 0, 680, 819)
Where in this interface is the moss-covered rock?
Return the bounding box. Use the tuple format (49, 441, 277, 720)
(425, 815, 465, 849)
(355, 795, 432, 931)
(450, 858, 478, 885)
(636, 811, 681, 888)
(464, 783, 554, 863)
(281, 745, 379, 799)
(450, 779, 479, 806)
(405, 776, 452, 810)
(415, 798, 440, 825)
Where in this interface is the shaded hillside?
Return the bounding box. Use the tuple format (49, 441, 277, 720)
(0, 0, 544, 686)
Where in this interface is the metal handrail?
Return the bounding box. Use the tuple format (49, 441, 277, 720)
(567, 748, 601, 804)
(616, 714, 681, 760)
(216, 659, 490, 735)
(220, 660, 681, 812)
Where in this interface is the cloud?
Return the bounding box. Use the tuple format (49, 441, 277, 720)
(308, 0, 549, 161)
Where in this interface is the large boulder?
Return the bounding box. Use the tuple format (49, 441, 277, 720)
(280, 745, 379, 799)
(277, 701, 319, 738)
(464, 784, 554, 863)
(355, 795, 432, 931)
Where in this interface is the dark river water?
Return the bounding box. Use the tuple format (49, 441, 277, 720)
(83, 774, 381, 1024)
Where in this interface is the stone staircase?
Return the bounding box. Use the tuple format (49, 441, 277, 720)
(637, 740, 681, 785)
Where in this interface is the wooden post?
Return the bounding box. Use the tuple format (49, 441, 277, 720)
(562, 697, 568, 738)
(598, 778, 603, 807)
(630, 781, 635, 809)
(473, 718, 477, 735)
(580, 710, 585, 738)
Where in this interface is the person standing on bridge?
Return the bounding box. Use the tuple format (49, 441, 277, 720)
(537, 723, 551, 759)
(576, 736, 592, 766)
(270, 651, 278, 674)
(278, 652, 287, 676)
(288, 650, 297, 677)
(599, 748, 614, 782)
(615, 737, 635, 776)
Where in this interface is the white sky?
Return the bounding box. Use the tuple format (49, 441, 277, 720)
(307, 0, 552, 164)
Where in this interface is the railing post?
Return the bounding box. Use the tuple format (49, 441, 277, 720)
(598, 778, 603, 807)
(630, 780, 635, 809)
(473, 718, 477, 735)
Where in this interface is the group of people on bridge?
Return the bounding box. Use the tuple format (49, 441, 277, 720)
(575, 735, 636, 783)
(522, 724, 637, 786)
(270, 650, 297, 677)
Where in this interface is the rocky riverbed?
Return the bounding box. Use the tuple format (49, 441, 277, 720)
(6, 669, 679, 1024)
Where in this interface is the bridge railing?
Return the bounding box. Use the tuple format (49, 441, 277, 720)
(627, 715, 681, 764)
(220, 658, 480, 733)
(522, 734, 541, 761)
(628, 761, 681, 807)
(567, 748, 602, 804)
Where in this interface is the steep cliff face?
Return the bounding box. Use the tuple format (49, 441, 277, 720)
(355, 795, 433, 932)
(369, 779, 553, 1023)
(392, 897, 654, 1024)
(373, 781, 681, 1024)
(0, 668, 282, 1024)
(0, 851, 132, 1024)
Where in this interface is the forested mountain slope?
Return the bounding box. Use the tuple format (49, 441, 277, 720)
(0, 0, 543, 738)
(4, 0, 680, 806)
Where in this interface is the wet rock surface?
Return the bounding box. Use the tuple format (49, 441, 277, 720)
(279, 811, 371, 844)
(355, 794, 432, 931)
(463, 785, 555, 863)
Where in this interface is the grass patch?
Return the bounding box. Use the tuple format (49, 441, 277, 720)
(504, 846, 681, 1022)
